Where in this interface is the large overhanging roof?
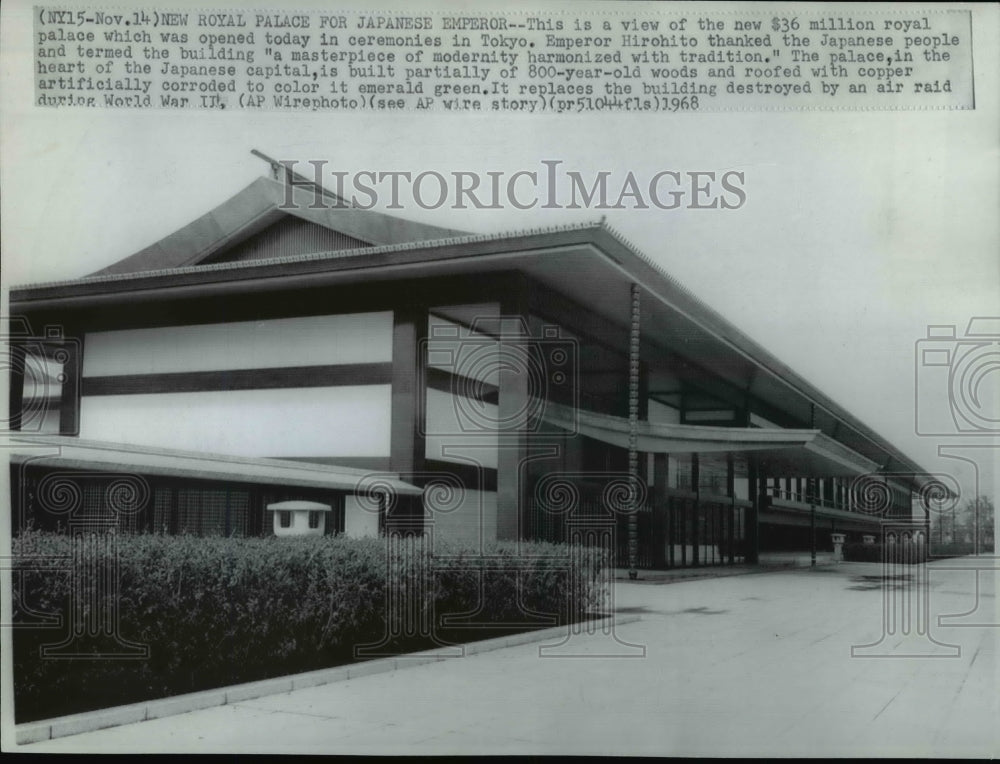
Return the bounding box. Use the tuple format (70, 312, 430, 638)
(9, 435, 423, 496)
(540, 401, 882, 478)
(10, 172, 934, 488)
(88, 174, 468, 277)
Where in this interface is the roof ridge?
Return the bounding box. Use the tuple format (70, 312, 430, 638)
(11, 219, 605, 291)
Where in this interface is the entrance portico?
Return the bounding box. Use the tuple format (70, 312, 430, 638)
(523, 397, 897, 568)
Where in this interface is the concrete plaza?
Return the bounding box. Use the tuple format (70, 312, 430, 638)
(12, 558, 999, 756)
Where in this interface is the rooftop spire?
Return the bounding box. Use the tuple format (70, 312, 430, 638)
(250, 148, 350, 208)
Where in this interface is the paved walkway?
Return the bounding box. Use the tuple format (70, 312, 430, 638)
(11, 559, 999, 756)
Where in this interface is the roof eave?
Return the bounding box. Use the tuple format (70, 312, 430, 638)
(8, 222, 933, 484)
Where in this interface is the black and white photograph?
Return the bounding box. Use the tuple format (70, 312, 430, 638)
(1, 0, 998, 756)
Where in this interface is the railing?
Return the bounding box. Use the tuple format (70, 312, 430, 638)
(766, 487, 847, 511)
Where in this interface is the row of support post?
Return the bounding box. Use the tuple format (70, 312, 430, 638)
(394, 278, 853, 569)
(627, 283, 641, 580)
(810, 404, 816, 567)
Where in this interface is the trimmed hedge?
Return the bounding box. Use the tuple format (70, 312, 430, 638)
(927, 541, 994, 558)
(842, 542, 928, 564)
(11, 531, 608, 723)
(842, 542, 882, 563)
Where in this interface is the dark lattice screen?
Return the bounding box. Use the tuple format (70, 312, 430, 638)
(176, 489, 252, 537)
(153, 488, 172, 534)
(227, 491, 249, 537)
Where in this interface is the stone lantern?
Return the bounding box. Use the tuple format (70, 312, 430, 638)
(267, 500, 331, 537)
(831, 532, 847, 562)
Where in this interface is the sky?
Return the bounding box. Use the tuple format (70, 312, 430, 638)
(1, 0, 998, 511)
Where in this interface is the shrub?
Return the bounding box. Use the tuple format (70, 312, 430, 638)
(926, 541, 984, 559)
(842, 542, 928, 564)
(842, 542, 881, 563)
(11, 530, 607, 722)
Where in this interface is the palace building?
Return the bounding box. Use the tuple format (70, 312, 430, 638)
(6, 155, 932, 566)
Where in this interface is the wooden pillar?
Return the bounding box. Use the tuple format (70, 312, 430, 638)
(654, 452, 669, 567)
(692, 452, 700, 566)
(809, 477, 817, 567)
(59, 337, 82, 436)
(638, 360, 649, 421)
(8, 340, 25, 432)
(747, 458, 761, 564)
(727, 453, 736, 565)
(390, 306, 427, 479)
(496, 288, 530, 541)
(680, 495, 687, 567)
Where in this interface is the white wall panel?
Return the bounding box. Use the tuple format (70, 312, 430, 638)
(344, 495, 381, 538)
(424, 387, 498, 469)
(648, 398, 681, 425)
(82, 312, 393, 377)
(79, 385, 392, 457)
(426, 315, 500, 385)
(734, 477, 750, 500)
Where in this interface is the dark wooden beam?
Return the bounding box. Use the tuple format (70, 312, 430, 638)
(81, 362, 393, 396)
(11, 230, 603, 307)
(16, 274, 509, 335)
(425, 367, 499, 406)
(423, 458, 498, 493)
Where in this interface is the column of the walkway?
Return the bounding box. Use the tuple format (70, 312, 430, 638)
(627, 282, 640, 578)
(391, 304, 428, 529)
(727, 453, 736, 565)
(692, 452, 700, 566)
(747, 457, 761, 564)
(654, 452, 670, 566)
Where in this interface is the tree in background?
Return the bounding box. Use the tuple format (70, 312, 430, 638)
(928, 495, 994, 553)
(956, 495, 995, 553)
